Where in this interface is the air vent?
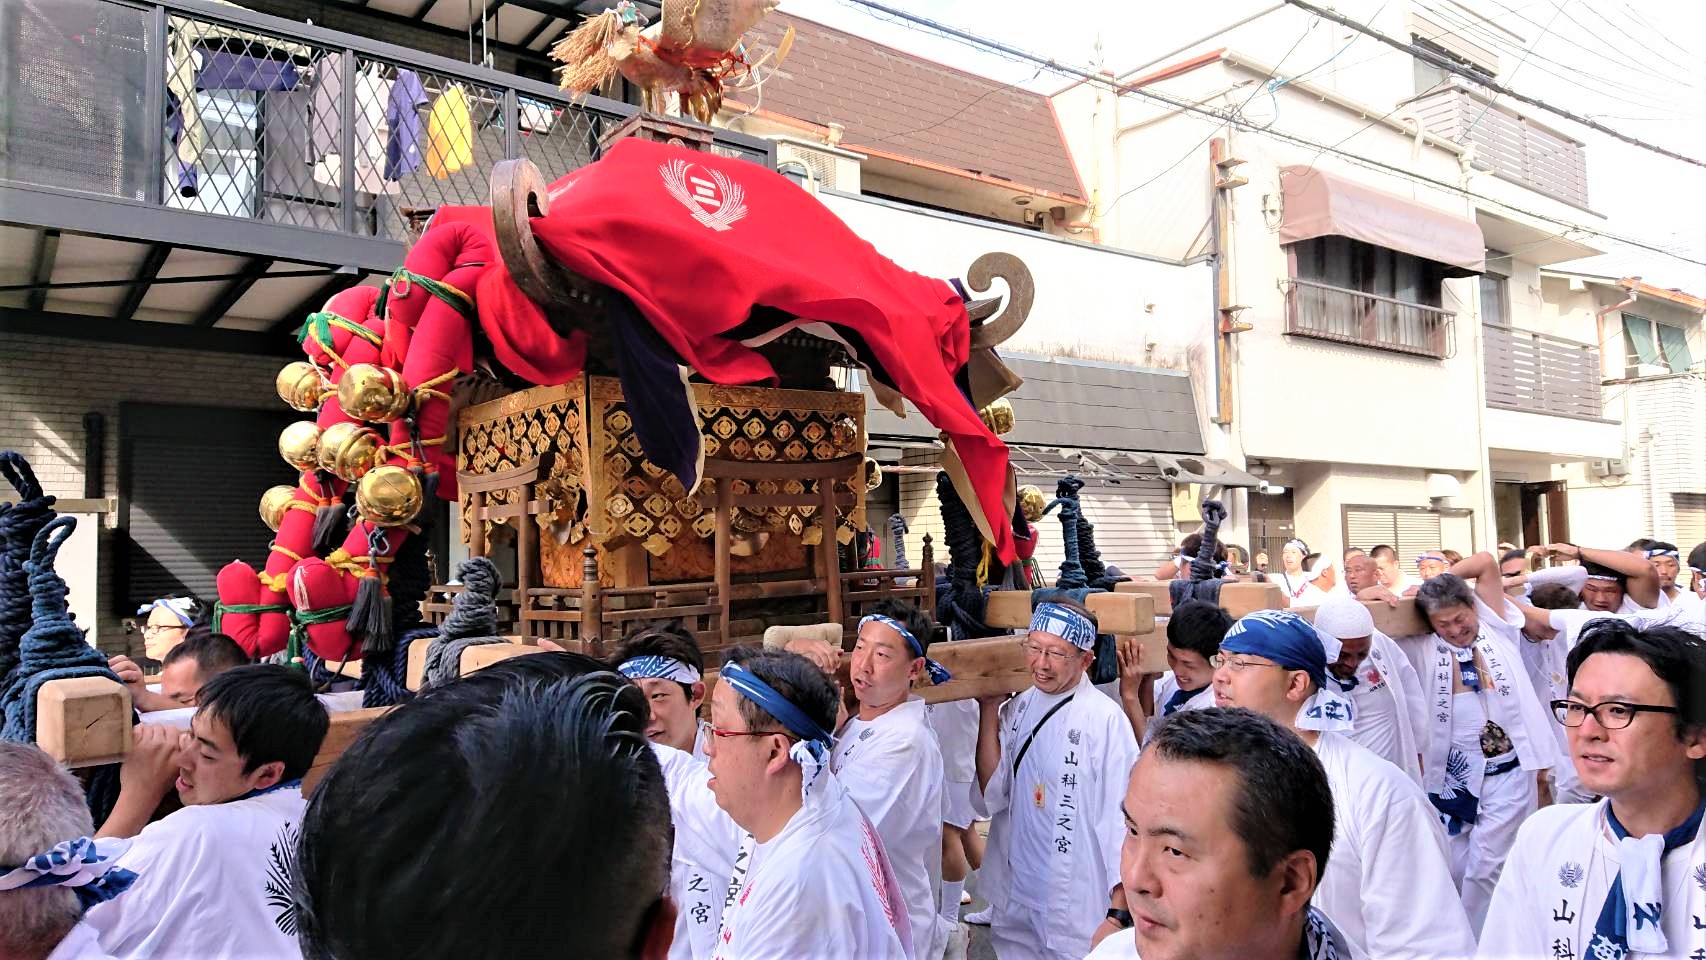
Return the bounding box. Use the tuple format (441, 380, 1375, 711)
(776, 142, 838, 192)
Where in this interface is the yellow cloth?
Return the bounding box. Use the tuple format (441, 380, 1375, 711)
(425, 86, 473, 179)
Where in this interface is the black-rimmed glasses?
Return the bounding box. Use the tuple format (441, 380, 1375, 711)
(1550, 698, 1679, 730)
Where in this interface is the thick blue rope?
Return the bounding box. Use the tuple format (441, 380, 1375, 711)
(0, 452, 56, 693)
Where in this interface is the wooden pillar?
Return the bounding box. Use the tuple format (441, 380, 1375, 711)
(468, 489, 487, 557)
(921, 533, 936, 617)
(821, 477, 842, 628)
(516, 485, 536, 640)
(580, 545, 603, 655)
(715, 481, 732, 642)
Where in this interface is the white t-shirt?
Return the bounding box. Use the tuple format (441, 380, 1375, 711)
(85, 785, 306, 960)
(651, 742, 740, 960)
(46, 923, 116, 960)
(832, 698, 947, 960)
(925, 698, 978, 786)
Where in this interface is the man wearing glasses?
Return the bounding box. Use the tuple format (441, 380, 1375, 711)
(1479, 621, 1706, 960)
(704, 647, 908, 959)
(1209, 609, 1473, 960)
(974, 599, 1140, 959)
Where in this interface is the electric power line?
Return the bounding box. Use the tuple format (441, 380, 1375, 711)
(1280, 0, 1706, 168)
(1461, 0, 1570, 137)
(835, 0, 1706, 269)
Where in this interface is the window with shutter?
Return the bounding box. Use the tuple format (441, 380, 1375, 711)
(1345, 510, 1399, 554)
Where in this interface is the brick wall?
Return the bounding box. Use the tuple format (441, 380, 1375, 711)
(0, 331, 287, 652)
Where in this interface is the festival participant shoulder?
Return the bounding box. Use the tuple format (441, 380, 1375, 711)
(1478, 800, 1706, 959)
(712, 770, 909, 960)
(84, 782, 306, 960)
(652, 741, 741, 960)
(832, 697, 947, 960)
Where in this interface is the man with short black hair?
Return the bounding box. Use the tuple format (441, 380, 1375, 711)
(609, 620, 711, 758)
(1530, 541, 1664, 613)
(295, 651, 678, 960)
(833, 599, 950, 959)
(1211, 609, 1472, 959)
(1148, 601, 1230, 728)
(1480, 621, 1706, 959)
(1499, 549, 1529, 598)
(108, 632, 248, 712)
(709, 647, 908, 958)
(1086, 708, 1361, 959)
(977, 599, 1139, 959)
(1371, 545, 1418, 598)
(86, 664, 329, 959)
(1646, 540, 1706, 630)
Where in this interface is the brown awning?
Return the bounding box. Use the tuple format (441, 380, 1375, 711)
(1279, 165, 1486, 276)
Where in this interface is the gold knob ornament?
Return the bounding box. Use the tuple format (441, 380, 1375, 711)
(317, 421, 386, 482)
(1018, 484, 1047, 523)
(863, 457, 884, 491)
(276, 361, 327, 412)
(279, 421, 324, 471)
(355, 465, 424, 527)
(259, 485, 297, 532)
(337, 363, 413, 423)
(979, 398, 1015, 436)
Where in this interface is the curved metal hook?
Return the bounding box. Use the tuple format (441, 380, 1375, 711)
(964, 252, 1034, 350)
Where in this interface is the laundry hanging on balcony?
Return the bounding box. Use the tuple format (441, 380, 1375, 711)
(307, 52, 399, 196)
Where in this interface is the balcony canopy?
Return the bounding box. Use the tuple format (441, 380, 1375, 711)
(1279, 166, 1486, 276)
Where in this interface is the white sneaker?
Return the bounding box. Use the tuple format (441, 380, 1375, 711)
(964, 906, 992, 926)
(960, 889, 973, 905)
(942, 921, 970, 960)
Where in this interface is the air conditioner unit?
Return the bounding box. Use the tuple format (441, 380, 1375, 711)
(775, 142, 839, 192)
(1589, 458, 1629, 478)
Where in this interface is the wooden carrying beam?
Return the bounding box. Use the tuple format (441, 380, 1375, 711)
(983, 590, 1157, 638)
(406, 639, 541, 691)
(36, 677, 132, 768)
(1115, 580, 1288, 619)
(1292, 597, 1431, 638)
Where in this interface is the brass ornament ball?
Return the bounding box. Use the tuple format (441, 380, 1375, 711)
(258, 485, 297, 532)
(863, 457, 884, 491)
(1018, 484, 1047, 523)
(355, 466, 424, 527)
(278, 421, 324, 471)
(337, 363, 412, 423)
(317, 421, 386, 482)
(979, 398, 1015, 436)
(276, 361, 326, 412)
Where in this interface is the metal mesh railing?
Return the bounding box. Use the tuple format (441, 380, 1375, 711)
(2, 0, 773, 241)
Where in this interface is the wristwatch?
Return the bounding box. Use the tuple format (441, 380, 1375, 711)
(1106, 908, 1133, 930)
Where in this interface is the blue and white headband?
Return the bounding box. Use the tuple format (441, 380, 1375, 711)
(0, 837, 137, 910)
(1221, 610, 1356, 734)
(1647, 548, 1680, 559)
(860, 614, 952, 685)
(720, 661, 835, 797)
(136, 597, 195, 626)
(617, 655, 702, 685)
(1029, 602, 1097, 650)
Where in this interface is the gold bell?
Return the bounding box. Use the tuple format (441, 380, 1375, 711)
(279, 421, 323, 472)
(337, 363, 413, 423)
(830, 416, 859, 450)
(979, 398, 1015, 436)
(317, 421, 386, 482)
(276, 361, 327, 413)
(1018, 484, 1047, 523)
(259, 485, 297, 532)
(862, 457, 884, 492)
(355, 465, 423, 527)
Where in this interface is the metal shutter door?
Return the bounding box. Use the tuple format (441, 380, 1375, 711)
(1395, 512, 1444, 562)
(1674, 494, 1706, 552)
(122, 404, 295, 609)
(1346, 510, 1399, 553)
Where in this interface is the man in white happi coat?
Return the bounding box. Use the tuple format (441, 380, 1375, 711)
(1209, 609, 1474, 959)
(976, 599, 1139, 960)
(1527, 541, 1665, 615)
(85, 665, 330, 960)
(1086, 707, 1365, 960)
(1144, 601, 1230, 739)
(707, 648, 909, 959)
(1315, 597, 1428, 783)
(1415, 552, 1562, 934)
(833, 601, 950, 959)
(1480, 619, 1706, 960)
(611, 621, 713, 759)
(0, 743, 136, 960)
(292, 651, 678, 960)
(1647, 541, 1706, 631)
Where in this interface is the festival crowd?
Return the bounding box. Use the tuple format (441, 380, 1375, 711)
(2, 536, 1705, 960)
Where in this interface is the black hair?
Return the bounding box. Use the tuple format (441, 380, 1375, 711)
(1567, 622, 1706, 782)
(1692, 542, 1706, 573)
(1166, 600, 1233, 662)
(1529, 583, 1582, 611)
(1415, 573, 1476, 627)
(1178, 534, 1227, 562)
(1368, 544, 1397, 561)
(1500, 549, 1528, 565)
(194, 664, 327, 780)
(295, 653, 668, 960)
(1148, 708, 1335, 880)
(1582, 561, 1628, 588)
(1628, 537, 1659, 552)
(161, 631, 250, 678)
(721, 647, 839, 738)
(865, 597, 934, 655)
(608, 621, 704, 700)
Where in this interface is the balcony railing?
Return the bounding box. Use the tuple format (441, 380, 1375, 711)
(1482, 322, 1605, 420)
(0, 0, 773, 246)
(1411, 84, 1589, 210)
(1283, 278, 1454, 359)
